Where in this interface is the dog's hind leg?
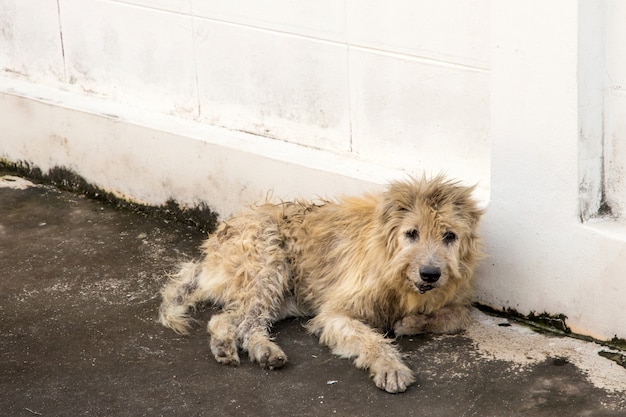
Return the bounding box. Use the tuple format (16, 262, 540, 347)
(221, 216, 294, 370)
(235, 280, 289, 370)
(307, 313, 415, 393)
(208, 309, 240, 366)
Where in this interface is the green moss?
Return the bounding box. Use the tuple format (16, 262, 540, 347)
(526, 311, 570, 334)
(608, 336, 626, 350)
(1, 159, 218, 234)
(474, 303, 625, 351)
(598, 350, 626, 369)
(499, 307, 570, 335)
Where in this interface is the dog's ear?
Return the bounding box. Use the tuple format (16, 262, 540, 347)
(377, 198, 408, 225)
(451, 184, 484, 229)
(376, 181, 416, 252)
(453, 187, 486, 267)
(377, 182, 413, 224)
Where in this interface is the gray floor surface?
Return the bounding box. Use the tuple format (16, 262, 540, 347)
(1, 176, 624, 417)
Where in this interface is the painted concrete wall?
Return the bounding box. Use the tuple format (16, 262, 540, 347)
(1, 1, 625, 341)
(479, 0, 626, 341)
(0, 0, 490, 188)
(603, 1, 626, 218)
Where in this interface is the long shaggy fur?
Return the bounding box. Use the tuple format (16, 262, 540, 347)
(158, 176, 483, 393)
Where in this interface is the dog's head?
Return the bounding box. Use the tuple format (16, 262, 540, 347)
(377, 175, 484, 294)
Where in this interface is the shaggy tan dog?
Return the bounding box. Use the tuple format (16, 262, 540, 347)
(159, 176, 483, 393)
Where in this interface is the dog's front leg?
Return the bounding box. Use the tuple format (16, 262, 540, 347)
(393, 303, 472, 336)
(307, 313, 415, 393)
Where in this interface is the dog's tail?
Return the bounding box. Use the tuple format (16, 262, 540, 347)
(158, 261, 203, 335)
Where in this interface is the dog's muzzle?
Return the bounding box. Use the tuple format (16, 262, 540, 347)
(417, 265, 441, 294)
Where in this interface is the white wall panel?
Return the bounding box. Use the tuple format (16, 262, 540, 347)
(603, 0, 626, 218)
(350, 48, 489, 183)
(347, 0, 489, 69)
(192, 0, 346, 41)
(604, 1, 626, 84)
(0, 0, 65, 83)
(605, 93, 626, 216)
(60, 0, 197, 116)
(113, 0, 191, 14)
(195, 20, 351, 152)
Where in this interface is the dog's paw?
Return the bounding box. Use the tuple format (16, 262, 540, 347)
(371, 361, 415, 393)
(210, 338, 240, 366)
(249, 341, 287, 370)
(393, 314, 429, 336)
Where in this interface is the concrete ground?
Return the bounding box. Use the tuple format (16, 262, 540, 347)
(1, 175, 625, 417)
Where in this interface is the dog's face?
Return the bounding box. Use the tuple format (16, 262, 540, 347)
(377, 176, 483, 294)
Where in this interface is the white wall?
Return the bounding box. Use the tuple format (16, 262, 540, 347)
(603, 1, 626, 218)
(0, 0, 490, 188)
(477, 0, 626, 341)
(579, 0, 626, 221)
(1, 1, 626, 341)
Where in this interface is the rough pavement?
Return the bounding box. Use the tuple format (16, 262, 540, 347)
(1, 175, 625, 417)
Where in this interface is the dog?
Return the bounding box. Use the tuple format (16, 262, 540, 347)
(158, 176, 483, 393)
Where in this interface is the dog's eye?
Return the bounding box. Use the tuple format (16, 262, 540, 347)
(443, 232, 457, 245)
(405, 229, 419, 241)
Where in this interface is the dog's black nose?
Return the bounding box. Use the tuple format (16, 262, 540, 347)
(419, 266, 441, 283)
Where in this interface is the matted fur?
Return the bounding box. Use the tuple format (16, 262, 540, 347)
(158, 176, 483, 393)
